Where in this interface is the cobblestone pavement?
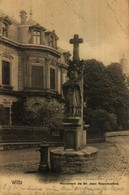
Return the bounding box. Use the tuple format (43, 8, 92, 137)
(0, 136, 129, 180)
(105, 136, 129, 181)
(0, 148, 40, 174)
(0, 135, 129, 194)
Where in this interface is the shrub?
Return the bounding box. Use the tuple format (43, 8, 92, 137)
(90, 109, 117, 132)
(22, 110, 39, 126)
(22, 102, 63, 135)
(0, 105, 9, 126)
(37, 102, 63, 134)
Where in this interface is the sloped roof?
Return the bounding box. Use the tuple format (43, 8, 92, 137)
(26, 18, 37, 25)
(45, 30, 58, 39)
(0, 10, 20, 25)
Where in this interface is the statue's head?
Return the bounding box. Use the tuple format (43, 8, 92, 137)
(67, 62, 79, 81)
(68, 69, 78, 80)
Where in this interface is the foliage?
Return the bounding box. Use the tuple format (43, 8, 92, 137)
(12, 101, 63, 134)
(11, 100, 25, 125)
(104, 63, 129, 129)
(22, 110, 38, 126)
(36, 102, 63, 134)
(86, 109, 117, 132)
(83, 60, 129, 130)
(84, 59, 106, 110)
(0, 105, 9, 126)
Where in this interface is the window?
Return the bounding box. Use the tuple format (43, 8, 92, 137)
(32, 66, 43, 89)
(49, 35, 55, 48)
(2, 61, 10, 85)
(2, 23, 8, 37)
(33, 30, 41, 44)
(50, 68, 55, 90)
(50, 36, 54, 47)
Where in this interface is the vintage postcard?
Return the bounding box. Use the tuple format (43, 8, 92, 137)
(0, 0, 129, 194)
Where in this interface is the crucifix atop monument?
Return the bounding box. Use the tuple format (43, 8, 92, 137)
(70, 34, 83, 62)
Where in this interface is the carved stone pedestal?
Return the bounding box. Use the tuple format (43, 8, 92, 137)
(63, 117, 85, 151)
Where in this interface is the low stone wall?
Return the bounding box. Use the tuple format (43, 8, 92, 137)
(0, 142, 41, 151)
(0, 126, 62, 143)
(50, 147, 98, 174)
(87, 127, 105, 143)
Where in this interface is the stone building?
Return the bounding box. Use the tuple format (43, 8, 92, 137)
(0, 10, 70, 125)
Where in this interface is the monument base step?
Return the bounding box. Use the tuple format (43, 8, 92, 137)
(50, 146, 98, 174)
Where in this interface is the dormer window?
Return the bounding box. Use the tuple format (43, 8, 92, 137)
(45, 30, 58, 49)
(49, 35, 54, 48)
(29, 24, 46, 45)
(0, 16, 12, 38)
(2, 23, 8, 37)
(33, 30, 41, 44)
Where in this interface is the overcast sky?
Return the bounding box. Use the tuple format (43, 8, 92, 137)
(0, 0, 129, 65)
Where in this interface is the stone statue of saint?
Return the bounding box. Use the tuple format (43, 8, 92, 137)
(63, 62, 84, 117)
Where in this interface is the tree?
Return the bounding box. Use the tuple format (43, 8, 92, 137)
(83, 60, 129, 130)
(88, 109, 117, 131)
(84, 59, 106, 110)
(104, 63, 129, 129)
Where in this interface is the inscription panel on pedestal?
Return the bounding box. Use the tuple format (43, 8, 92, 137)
(66, 131, 75, 149)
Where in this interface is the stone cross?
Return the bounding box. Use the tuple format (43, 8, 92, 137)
(70, 34, 83, 62)
(62, 34, 86, 151)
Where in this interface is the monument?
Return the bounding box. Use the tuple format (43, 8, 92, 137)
(50, 34, 98, 174)
(62, 34, 85, 150)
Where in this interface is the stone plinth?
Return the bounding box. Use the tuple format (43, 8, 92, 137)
(63, 117, 85, 151)
(50, 146, 98, 174)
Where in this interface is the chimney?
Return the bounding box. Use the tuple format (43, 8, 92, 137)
(20, 10, 27, 24)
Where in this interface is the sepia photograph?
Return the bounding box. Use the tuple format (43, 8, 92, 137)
(0, 0, 129, 194)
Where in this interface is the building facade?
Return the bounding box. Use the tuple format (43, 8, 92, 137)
(0, 10, 70, 125)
